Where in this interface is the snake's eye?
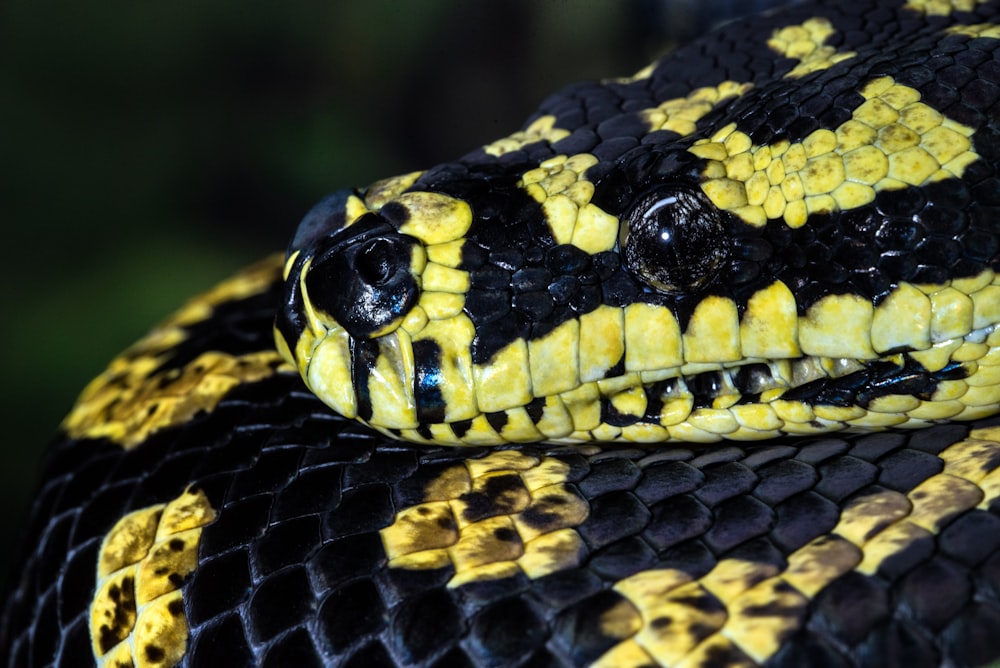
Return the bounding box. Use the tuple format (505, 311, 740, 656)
(619, 185, 728, 295)
(305, 214, 421, 339)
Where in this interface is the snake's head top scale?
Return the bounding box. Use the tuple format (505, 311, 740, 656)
(277, 12, 1000, 446)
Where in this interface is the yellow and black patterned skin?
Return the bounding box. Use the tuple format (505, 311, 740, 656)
(6, 0, 1000, 666)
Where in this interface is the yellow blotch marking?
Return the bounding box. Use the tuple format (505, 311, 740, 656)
(908, 0, 991, 16)
(394, 191, 473, 245)
(483, 114, 570, 157)
(91, 488, 215, 668)
(624, 303, 683, 372)
(799, 293, 876, 358)
(522, 153, 621, 254)
(364, 171, 423, 210)
(640, 81, 754, 138)
(694, 76, 978, 228)
(740, 281, 801, 358)
(379, 451, 588, 587)
(66, 256, 289, 449)
(473, 340, 532, 414)
(529, 319, 580, 398)
(947, 22, 1000, 39)
(420, 262, 470, 294)
(768, 18, 857, 78)
(872, 282, 933, 352)
(682, 295, 742, 363)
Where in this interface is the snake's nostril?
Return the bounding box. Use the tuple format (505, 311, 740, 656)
(304, 214, 421, 339)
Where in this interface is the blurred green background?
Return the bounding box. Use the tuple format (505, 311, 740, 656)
(0, 0, 783, 579)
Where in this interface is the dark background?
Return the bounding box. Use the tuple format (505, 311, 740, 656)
(0, 0, 786, 578)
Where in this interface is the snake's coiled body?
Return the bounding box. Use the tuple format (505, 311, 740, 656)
(5, 1, 1000, 666)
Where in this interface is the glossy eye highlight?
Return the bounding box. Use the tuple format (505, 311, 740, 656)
(619, 185, 729, 295)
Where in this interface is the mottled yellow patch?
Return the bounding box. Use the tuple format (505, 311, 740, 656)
(395, 192, 473, 246)
(768, 18, 856, 77)
(907, 0, 991, 16)
(379, 450, 588, 587)
(364, 171, 423, 210)
(483, 114, 570, 157)
(694, 76, 979, 228)
(91, 488, 215, 668)
(641, 81, 753, 138)
(65, 256, 288, 449)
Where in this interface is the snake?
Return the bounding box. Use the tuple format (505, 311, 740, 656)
(5, 0, 1000, 665)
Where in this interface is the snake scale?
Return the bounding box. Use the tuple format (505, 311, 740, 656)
(6, 0, 1000, 665)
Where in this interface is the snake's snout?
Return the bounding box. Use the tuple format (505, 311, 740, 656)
(302, 214, 424, 339)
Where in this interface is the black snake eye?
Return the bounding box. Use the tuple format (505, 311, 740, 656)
(619, 185, 728, 295)
(305, 214, 420, 338)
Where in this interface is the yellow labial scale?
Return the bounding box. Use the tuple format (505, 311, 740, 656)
(307, 329, 357, 419)
(934, 379, 970, 402)
(866, 394, 922, 414)
(846, 411, 910, 428)
(420, 262, 469, 294)
(367, 332, 417, 429)
(769, 400, 815, 425)
(609, 385, 648, 418)
(813, 405, 867, 422)
(578, 306, 625, 383)
(683, 296, 741, 363)
(872, 282, 932, 352)
(667, 422, 724, 443)
(534, 395, 576, 439)
(572, 203, 620, 254)
(619, 423, 669, 442)
(909, 399, 967, 420)
(560, 383, 602, 432)
(498, 407, 545, 442)
(800, 293, 876, 358)
(415, 317, 477, 422)
(542, 194, 578, 244)
(687, 408, 739, 434)
(910, 337, 963, 371)
(960, 383, 1000, 406)
(624, 303, 683, 372)
(474, 340, 531, 414)
(729, 403, 784, 431)
(972, 285, 1000, 328)
(954, 341, 989, 363)
(967, 364, 1000, 386)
